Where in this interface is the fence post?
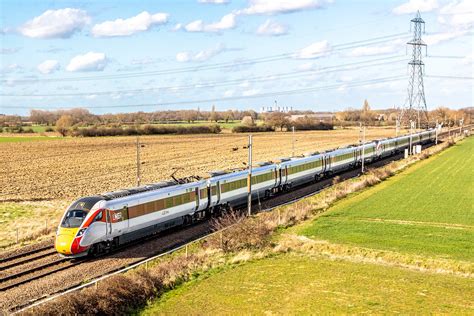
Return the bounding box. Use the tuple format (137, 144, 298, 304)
(185, 244, 188, 257)
(16, 228, 19, 244)
(278, 209, 281, 225)
(220, 232, 223, 250)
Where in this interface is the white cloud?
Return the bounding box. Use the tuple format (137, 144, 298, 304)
(439, 0, 471, 14)
(92, 11, 169, 37)
(19, 8, 90, 38)
(239, 0, 331, 15)
(223, 89, 235, 97)
(66, 52, 108, 72)
(1, 47, 20, 54)
(424, 30, 467, 45)
(462, 52, 473, 65)
(242, 88, 260, 96)
(198, 0, 229, 3)
(176, 52, 191, 62)
(171, 23, 183, 31)
(437, 1, 474, 30)
(392, 0, 438, 15)
(0, 63, 22, 74)
(184, 13, 237, 32)
(347, 39, 404, 57)
(296, 40, 331, 59)
(297, 62, 317, 71)
(131, 57, 156, 65)
(256, 19, 288, 36)
(37, 60, 60, 74)
(176, 44, 226, 62)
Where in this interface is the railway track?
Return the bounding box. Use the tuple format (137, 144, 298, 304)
(0, 244, 86, 292)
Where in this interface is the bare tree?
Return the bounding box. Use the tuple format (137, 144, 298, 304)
(56, 115, 74, 136)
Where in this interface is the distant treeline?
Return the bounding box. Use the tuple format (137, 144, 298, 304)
(72, 124, 221, 137)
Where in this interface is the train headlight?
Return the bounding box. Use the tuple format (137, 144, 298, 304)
(77, 228, 87, 237)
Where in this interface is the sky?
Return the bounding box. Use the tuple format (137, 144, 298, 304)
(0, 0, 472, 115)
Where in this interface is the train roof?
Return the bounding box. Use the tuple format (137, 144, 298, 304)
(68, 196, 103, 212)
(100, 180, 195, 201)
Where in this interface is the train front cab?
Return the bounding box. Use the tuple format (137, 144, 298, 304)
(55, 196, 103, 257)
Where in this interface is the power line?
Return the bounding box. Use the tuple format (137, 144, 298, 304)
(0, 33, 409, 84)
(425, 75, 474, 80)
(4, 75, 406, 110)
(427, 55, 468, 59)
(1, 55, 405, 97)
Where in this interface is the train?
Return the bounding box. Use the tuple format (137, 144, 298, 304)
(55, 129, 436, 257)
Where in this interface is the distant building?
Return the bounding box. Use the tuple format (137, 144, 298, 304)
(260, 105, 293, 113)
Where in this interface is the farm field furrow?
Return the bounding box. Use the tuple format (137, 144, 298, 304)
(1, 128, 396, 202)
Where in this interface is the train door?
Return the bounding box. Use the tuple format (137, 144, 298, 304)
(106, 210, 112, 237)
(194, 187, 199, 211)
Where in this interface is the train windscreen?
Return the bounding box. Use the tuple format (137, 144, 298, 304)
(61, 209, 88, 228)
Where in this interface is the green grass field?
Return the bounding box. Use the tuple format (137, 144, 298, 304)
(0, 136, 60, 143)
(298, 137, 474, 261)
(142, 254, 473, 315)
(140, 137, 474, 314)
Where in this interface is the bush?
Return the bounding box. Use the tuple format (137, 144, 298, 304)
(5, 125, 24, 133)
(45, 127, 54, 132)
(71, 124, 221, 137)
(291, 117, 334, 131)
(232, 125, 274, 133)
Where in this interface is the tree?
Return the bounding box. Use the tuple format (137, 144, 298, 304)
(224, 110, 234, 123)
(183, 110, 198, 123)
(56, 115, 73, 136)
(241, 116, 255, 127)
(209, 105, 219, 122)
(361, 99, 374, 124)
(265, 112, 290, 131)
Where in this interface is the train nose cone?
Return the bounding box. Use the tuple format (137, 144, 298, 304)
(55, 228, 78, 255)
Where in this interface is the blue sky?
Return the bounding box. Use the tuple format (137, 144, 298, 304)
(1, 0, 472, 115)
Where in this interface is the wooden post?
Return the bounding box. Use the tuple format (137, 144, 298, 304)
(16, 228, 19, 244)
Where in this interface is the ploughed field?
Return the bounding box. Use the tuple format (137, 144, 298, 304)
(0, 128, 395, 247)
(1, 128, 396, 202)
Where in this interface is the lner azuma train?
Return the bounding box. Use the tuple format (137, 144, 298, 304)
(55, 129, 436, 257)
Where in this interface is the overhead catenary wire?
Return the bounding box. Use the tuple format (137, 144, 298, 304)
(425, 75, 474, 80)
(3, 74, 407, 110)
(1, 55, 406, 97)
(1, 33, 409, 84)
